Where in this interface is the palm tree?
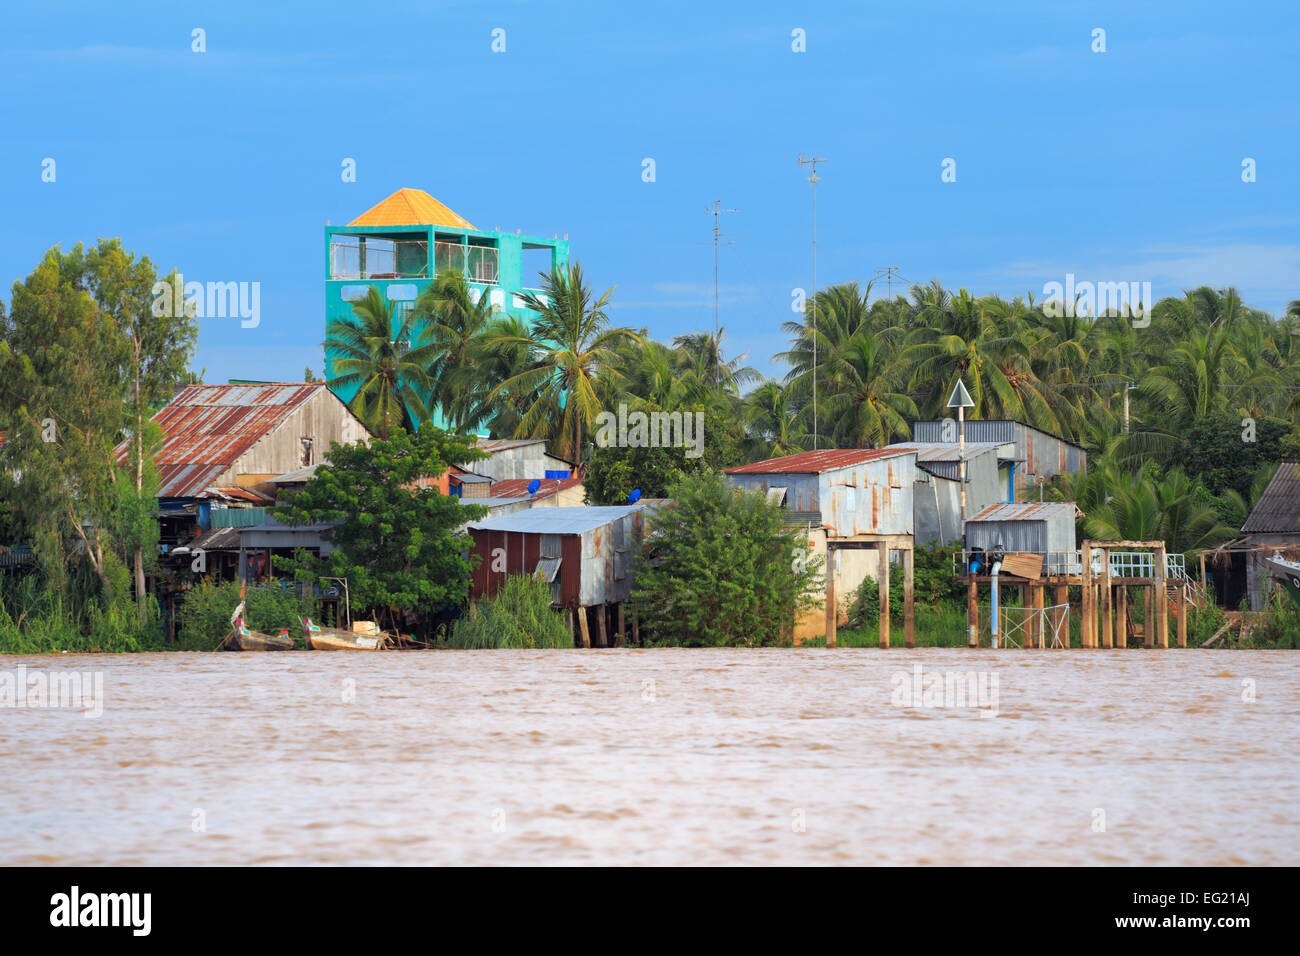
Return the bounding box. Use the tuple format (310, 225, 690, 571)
(324, 287, 437, 439)
(487, 263, 640, 462)
(820, 332, 917, 447)
(413, 271, 496, 433)
(743, 380, 808, 458)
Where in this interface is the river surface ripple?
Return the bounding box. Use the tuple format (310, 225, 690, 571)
(1, 649, 1296, 865)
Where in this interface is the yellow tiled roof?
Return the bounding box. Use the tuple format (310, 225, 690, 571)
(347, 187, 476, 229)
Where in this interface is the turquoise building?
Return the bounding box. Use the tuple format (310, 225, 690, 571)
(324, 187, 569, 427)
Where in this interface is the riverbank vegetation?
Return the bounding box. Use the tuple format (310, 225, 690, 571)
(0, 241, 197, 652)
(631, 473, 822, 646)
(447, 575, 573, 649)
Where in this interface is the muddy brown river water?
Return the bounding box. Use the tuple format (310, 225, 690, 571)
(1, 649, 1296, 865)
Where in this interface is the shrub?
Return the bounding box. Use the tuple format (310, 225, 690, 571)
(631, 472, 821, 646)
(447, 574, 573, 649)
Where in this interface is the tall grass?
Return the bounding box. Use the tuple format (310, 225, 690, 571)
(447, 575, 573, 649)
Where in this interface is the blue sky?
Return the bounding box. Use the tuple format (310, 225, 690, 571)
(3, 1, 1298, 384)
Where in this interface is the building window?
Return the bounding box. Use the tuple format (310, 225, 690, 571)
(301, 437, 313, 467)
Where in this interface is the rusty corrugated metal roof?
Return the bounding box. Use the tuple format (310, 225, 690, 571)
(724, 447, 917, 475)
(490, 475, 584, 500)
(347, 187, 476, 229)
(966, 501, 1082, 522)
(123, 384, 324, 498)
(1242, 461, 1300, 535)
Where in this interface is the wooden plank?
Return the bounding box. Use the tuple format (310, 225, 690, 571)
(1000, 552, 1044, 580)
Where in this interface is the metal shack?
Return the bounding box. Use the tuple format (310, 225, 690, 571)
(466, 504, 652, 647)
(963, 502, 1080, 573)
(724, 448, 918, 643)
(912, 419, 1086, 494)
(885, 441, 1004, 546)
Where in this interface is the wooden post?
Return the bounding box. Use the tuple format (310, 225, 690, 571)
(1053, 584, 1068, 648)
(1019, 584, 1031, 648)
(967, 576, 979, 648)
(1155, 544, 1168, 649)
(903, 545, 915, 650)
(1081, 541, 1093, 648)
(617, 603, 626, 647)
(633, 607, 641, 646)
(578, 606, 591, 648)
(878, 542, 890, 649)
(1175, 585, 1187, 648)
(1033, 584, 1045, 648)
(825, 544, 837, 648)
(566, 607, 574, 644)
(596, 604, 608, 648)
(1101, 549, 1113, 649)
(1144, 587, 1154, 649)
(1116, 586, 1128, 648)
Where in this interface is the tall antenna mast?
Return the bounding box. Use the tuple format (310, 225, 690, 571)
(874, 266, 901, 304)
(702, 200, 737, 389)
(798, 154, 826, 449)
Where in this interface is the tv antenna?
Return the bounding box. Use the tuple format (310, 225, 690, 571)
(798, 154, 826, 448)
(702, 200, 737, 388)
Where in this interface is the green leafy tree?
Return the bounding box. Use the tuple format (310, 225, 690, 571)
(83, 240, 197, 610)
(272, 428, 487, 632)
(632, 473, 822, 646)
(0, 246, 128, 597)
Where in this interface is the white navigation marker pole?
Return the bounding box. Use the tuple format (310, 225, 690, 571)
(946, 378, 975, 522)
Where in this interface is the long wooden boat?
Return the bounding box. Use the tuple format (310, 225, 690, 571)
(221, 618, 295, 652)
(1265, 556, 1300, 606)
(303, 616, 385, 651)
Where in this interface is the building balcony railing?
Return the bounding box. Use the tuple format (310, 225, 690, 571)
(330, 237, 430, 280)
(951, 549, 1190, 580)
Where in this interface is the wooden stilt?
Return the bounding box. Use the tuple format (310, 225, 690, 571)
(633, 608, 641, 646)
(1116, 586, 1128, 648)
(1019, 584, 1031, 648)
(903, 546, 915, 650)
(1053, 584, 1068, 647)
(1033, 584, 1044, 648)
(967, 577, 979, 648)
(566, 607, 574, 644)
(1144, 587, 1155, 649)
(1081, 541, 1093, 648)
(578, 606, 591, 648)
(596, 604, 608, 648)
(878, 542, 890, 649)
(825, 544, 837, 648)
(1175, 585, 1187, 648)
(1101, 549, 1113, 649)
(1155, 544, 1168, 649)
(616, 603, 626, 647)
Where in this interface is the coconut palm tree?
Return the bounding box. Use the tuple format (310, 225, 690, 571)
(324, 287, 436, 439)
(743, 380, 808, 458)
(820, 331, 917, 447)
(413, 271, 496, 433)
(487, 263, 640, 462)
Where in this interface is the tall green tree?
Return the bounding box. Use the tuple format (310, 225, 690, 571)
(489, 263, 640, 462)
(325, 286, 437, 438)
(273, 428, 487, 633)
